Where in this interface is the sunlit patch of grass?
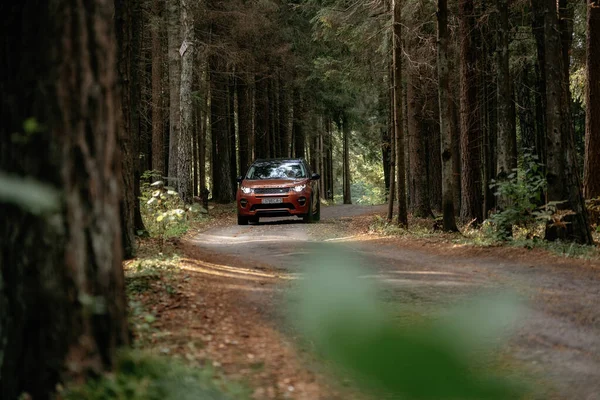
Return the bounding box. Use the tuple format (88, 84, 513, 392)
(61, 351, 250, 400)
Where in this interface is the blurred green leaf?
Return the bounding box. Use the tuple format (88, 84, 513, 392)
(292, 244, 523, 400)
(0, 171, 60, 214)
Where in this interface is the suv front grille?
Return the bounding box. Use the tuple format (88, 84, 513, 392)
(254, 187, 290, 195)
(250, 203, 295, 211)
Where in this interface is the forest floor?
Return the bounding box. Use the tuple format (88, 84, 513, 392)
(126, 204, 600, 400)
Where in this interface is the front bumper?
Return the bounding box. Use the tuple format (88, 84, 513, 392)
(237, 192, 310, 217)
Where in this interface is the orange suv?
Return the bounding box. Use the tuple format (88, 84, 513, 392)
(236, 158, 320, 225)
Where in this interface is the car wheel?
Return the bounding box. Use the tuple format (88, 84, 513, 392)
(303, 198, 313, 223)
(313, 198, 320, 222)
(237, 215, 249, 225)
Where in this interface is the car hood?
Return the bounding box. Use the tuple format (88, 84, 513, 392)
(242, 179, 308, 188)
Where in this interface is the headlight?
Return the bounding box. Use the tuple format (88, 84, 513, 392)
(293, 184, 306, 192)
(241, 186, 253, 194)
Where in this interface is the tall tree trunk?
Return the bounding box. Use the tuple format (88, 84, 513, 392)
(116, 0, 146, 257)
(459, 0, 483, 223)
(342, 115, 352, 204)
(387, 111, 397, 221)
(407, 73, 432, 217)
(437, 0, 459, 231)
(237, 76, 252, 175)
(293, 91, 305, 159)
(541, 0, 592, 243)
(516, 64, 537, 152)
(255, 75, 270, 159)
(210, 56, 233, 203)
(0, 1, 129, 397)
(167, 0, 181, 185)
(279, 77, 290, 157)
(393, 0, 408, 226)
(494, 0, 516, 235)
(496, 0, 516, 176)
(228, 75, 238, 194)
(532, 0, 547, 168)
(151, 0, 165, 175)
(584, 0, 600, 198)
(177, 0, 193, 203)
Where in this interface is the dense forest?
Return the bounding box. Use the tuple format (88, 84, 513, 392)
(1, 0, 599, 398)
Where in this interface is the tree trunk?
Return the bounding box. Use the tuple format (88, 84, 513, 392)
(151, 0, 165, 175)
(407, 73, 432, 218)
(255, 75, 270, 159)
(237, 76, 252, 175)
(541, 0, 592, 243)
(0, 1, 129, 398)
(293, 90, 306, 159)
(584, 0, 600, 198)
(177, 0, 193, 203)
(532, 0, 547, 168)
(228, 76, 238, 195)
(459, 0, 483, 223)
(279, 77, 290, 157)
(116, 0, 146, 257)
(167, 0, 181, 185)
(437, 0, 459, 231)
(496, 0, 516, 177)
(387, 112, 396, 221)
(342, 115, 352, 204)
(393, 0, 408, 227)
(210, 56, 233, 203)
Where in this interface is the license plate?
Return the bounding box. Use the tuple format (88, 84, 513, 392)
(261, 198, 283, 204)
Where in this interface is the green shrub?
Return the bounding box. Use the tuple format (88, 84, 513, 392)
(139, 171, 206, 246)
(61, 351, 249, 400)
(487, 152, 546, 240)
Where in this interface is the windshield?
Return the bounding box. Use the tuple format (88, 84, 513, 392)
(245, 161, 307, 180)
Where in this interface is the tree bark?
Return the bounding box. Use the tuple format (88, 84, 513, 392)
(342, 114, 352, 204)
(407, 73, 432, 218)
(496, 0, 516, 177)
(584, 0, 600, 198)
(387, 109, 396, 221)
(255, 75, 270, 159)
(436, 0, 459, 231)
(237, 76, 252, 175)
(116, 0, 146, 256)
(393, 0, 408, 227)
(167, 0, 181, 185)
(532, 0, 547, 168)
(293, 90, 306, 159)
(459, 0, 483, 223)
(228, 76, 238, 195)
(279, 77, 290, 157)
(178, 0, 194, 203)
(540, 0, 592, 243)
(151, 0, 165, 175)
(210, 56, 234, 203)
(0, 1, 129, 397)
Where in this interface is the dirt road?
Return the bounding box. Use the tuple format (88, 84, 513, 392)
(188, 204, 600, 399)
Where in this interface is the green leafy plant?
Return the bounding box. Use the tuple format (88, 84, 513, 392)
(291, 244, 526, 399)
(61, 351, 249, 400)
(139, 171, 205, 247)
(487, 152, 547, 240)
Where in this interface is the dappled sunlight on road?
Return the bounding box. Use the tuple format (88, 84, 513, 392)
(180, 258, 296, 281)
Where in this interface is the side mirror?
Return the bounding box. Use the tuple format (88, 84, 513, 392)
(311, 173, 320, 181)
(236, 176, 243, 184)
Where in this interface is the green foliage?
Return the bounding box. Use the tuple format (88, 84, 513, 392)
(140, 171, 206, 244)
(487, 152, 547, 240)
(0, 170, 60, 214)
(291, 245, 524, 399)
(61, 351, 248, 400)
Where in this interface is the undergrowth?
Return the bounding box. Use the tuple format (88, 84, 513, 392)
(368, 215, 600, 260)
(61, 351, 249, 400)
